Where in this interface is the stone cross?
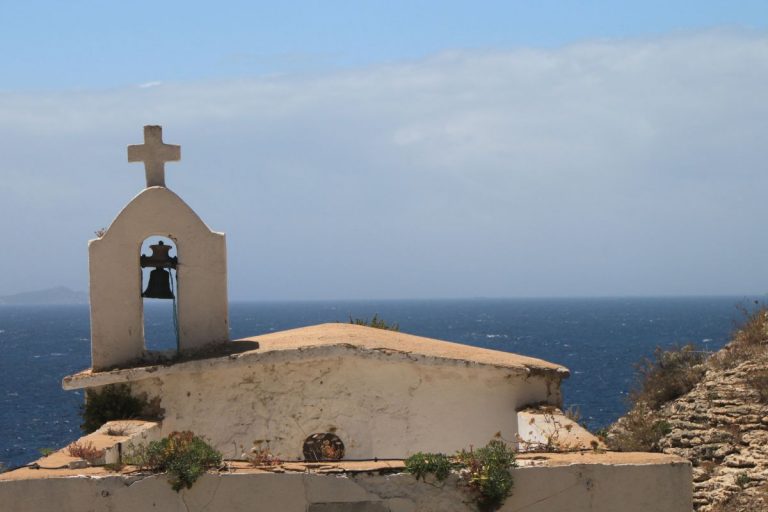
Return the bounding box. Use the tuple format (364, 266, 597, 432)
(127, 125, 181, 187)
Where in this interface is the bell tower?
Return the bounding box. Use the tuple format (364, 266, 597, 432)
(88, 125, 229, 371)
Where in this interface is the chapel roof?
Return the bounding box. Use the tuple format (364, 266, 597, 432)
(243, 323, 567, 373)
(63, 323, 568, 390)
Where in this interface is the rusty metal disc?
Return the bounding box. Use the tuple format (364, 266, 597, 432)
(303, 433, 345, 461)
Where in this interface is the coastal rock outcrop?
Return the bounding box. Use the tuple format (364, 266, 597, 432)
(657, 359, 768, 510)
(609, 313, 768, 512)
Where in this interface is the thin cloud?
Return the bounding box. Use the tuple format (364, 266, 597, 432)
(0, 30, 766, 299)
(138, 81, 163, 89)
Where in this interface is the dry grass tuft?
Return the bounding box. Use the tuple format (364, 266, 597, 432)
(733, 305, 768, 346)
(711, 305, 768, 371)
(631, 344, 707, 410)
(247, 440, 281, 467)
(105, 426, 127, 436)
(67, 440, 105, 464)
(607, 403, 672, 452)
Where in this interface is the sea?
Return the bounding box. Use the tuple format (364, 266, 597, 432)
(0, 296, 760, 470)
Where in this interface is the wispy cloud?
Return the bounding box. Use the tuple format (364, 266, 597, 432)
(138, 81, 163, 89)
(1, 30, 766, 299)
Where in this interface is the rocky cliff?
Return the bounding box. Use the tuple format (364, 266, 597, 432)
(609, 309, 768, 511)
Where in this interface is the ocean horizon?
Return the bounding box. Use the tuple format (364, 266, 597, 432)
(0, 295, 762, 469)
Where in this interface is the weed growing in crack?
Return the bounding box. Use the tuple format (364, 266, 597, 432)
(128, 431, 222, 492)
(405, 452, 453, 482)
(405, 438, 517, 511)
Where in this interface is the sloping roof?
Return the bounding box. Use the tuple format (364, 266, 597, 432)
(63, 323, 568, 390)
(244, 323, 566, 372)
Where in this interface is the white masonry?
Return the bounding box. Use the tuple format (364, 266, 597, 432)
(127, 125, 181, 188)
(88, 125, 229, 370)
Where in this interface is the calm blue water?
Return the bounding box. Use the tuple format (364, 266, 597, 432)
(0, 297, 758, 469)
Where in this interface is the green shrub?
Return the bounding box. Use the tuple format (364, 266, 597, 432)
(405, 452, 453, 481)
(80, 384, 148, 433)
(736, 472, 751, 489)
(405, 439, 517, 511)
(129, 431, 221, 492)
(456, 440, 517, 512)
(349, 314, 400, 331)
(631, 344, 706, 410)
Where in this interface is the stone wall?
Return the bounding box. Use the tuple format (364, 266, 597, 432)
(0, 457, 691, 512)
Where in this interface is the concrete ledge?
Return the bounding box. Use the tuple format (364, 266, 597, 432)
(0, 452, 692, 512)
(12, 420, 160, 474)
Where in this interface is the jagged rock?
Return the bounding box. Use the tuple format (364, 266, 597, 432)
(724, 457, 757, 468)
(714, 445, 738, 459)
(609, 352, 768, 511)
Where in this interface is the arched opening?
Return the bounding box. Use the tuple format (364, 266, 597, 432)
(140, 235, 179, 354)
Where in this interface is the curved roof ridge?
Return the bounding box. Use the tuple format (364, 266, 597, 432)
(241, 322, 569, 375)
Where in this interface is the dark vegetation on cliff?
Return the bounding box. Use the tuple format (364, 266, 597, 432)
(608, 304, 768, 511)
(348, 314, 400, 331)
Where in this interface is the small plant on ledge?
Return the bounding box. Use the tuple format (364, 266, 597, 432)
(67, 440, 105, 465)
(38, 447, 55, 457)
(128, 431, 222, 492)
(405, 438, 517, 512)
(405, 452, 453, 482)
(247, 439, 282, 467)
(456, 440, 517, 511)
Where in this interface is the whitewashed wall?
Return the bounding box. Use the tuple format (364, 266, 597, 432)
(89, 186, 228, 370)
(115, 352, 560, 460)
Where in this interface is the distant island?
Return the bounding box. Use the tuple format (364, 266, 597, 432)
(0, 286, 88, 305)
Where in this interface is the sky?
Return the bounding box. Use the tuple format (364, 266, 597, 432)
(1, 1, 767, 300)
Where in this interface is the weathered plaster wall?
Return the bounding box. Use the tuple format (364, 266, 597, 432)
(0, 460, 692, 512)
(119, 354, 558, 459)
(517, 409, 603, 451)
(89, 186, 228, 370)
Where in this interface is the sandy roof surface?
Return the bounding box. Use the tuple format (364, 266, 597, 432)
(239, 323, 567, 373)
(64, 323, 568, 389)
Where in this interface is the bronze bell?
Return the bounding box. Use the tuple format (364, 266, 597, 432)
(143, 268, 174, 299)
(140, 241, 177, 269)
(141, 241, 178, 299)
